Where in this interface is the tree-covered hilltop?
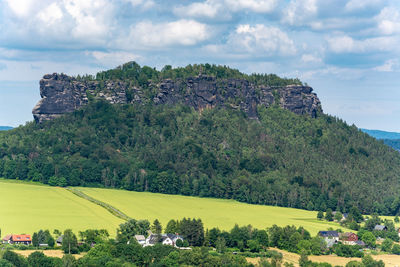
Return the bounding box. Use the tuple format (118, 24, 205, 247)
(2, 100, 400, 215)
(84, 61, 302, 87)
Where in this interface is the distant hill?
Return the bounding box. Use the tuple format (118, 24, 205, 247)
(361, 129, 400, 151)
(361, 129, 400, 140)
(0, 126, 12, 131)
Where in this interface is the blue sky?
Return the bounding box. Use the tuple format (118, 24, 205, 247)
(0, 0, 400, 131)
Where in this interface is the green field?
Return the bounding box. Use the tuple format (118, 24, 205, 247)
(78, 187, 348, 235)
(0, 179, 351, 237)
(0, 180, 123, 236)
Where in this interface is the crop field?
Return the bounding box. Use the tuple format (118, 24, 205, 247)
(0, 180, 123, 235)
(78, 187, 348, 235)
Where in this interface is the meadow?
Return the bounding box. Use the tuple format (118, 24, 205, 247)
(0, 180, 123, 235)
(0, 179, 351, 237)
(78, 187, 348, 235)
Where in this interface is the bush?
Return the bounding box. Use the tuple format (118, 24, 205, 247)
(392, 244, 400, 254)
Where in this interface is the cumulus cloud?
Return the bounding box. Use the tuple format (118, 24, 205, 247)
(205, 24, 296, 58)
(374, 59, 399, 72)
(89, 51, 141, 67)
(174, 0, 276, 20)
(345, 0, 384, 11)
(327, 35, 398, 53)
(124, 19, 210, 48)
(375, 7, 400, 35)
(282, 0, 318, 26)
(5, 0, 36, 18)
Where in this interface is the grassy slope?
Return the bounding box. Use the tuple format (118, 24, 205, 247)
(0, 180, 123, 236)
(78, 187, 348, 235)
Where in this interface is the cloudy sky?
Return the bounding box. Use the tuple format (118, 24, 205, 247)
(0, 0, 400, 131)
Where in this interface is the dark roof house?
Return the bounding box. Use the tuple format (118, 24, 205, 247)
(374, 225, 387, 231)
(318, 231, 339, 238)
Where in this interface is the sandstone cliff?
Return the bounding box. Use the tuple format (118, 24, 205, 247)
(32, 73, 322, 123)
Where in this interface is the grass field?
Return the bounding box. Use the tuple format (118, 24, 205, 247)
(78, 187, 348, 235)
(0, 180, 123, 235)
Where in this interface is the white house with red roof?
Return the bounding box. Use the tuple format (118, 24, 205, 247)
(2, 234, 32, 245)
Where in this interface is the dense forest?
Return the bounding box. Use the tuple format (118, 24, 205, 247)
(383, 139, 400, 151)
(2, 96, 400, 214)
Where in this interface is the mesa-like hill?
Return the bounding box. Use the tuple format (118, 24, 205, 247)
(1, 62, 400, 215)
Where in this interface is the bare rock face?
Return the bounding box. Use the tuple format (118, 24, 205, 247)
(32, 73, 322, 123)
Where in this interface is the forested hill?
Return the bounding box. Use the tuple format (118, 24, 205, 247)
(0, 126, 12, 131)
(361, 129, 400, 151)
(2, 99, 400, 215)
(1, 62, 400, 215)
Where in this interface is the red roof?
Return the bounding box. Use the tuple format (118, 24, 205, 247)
(11, 235, 31, 242)
(2, 235, 12, 241)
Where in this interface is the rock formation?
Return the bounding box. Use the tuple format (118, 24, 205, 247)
(32, 73, 322, 123)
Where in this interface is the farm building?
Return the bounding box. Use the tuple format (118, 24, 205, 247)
(134, 235, 146, 246)
(145, 233, 184, 247)
(374, 225, 387, 231)
(2, 234, 32, 245)
(340, 232, 358, 245)
(318, 231, 339, 247)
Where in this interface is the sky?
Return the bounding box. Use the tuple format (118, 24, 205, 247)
(0, 0, 400, 131)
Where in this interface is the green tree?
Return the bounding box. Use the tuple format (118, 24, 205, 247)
(392, 243, 400, 254)
(334, 211, 343, 222)
(215, 237, 226, 253)
(362, 255, 384, 267)
(394, 216, 399, 223)
(151, 219, 163, 243)
(381, 238, 393, 252)
(116, 219, 150, 244)
(317, 211, 324, 220)
(27, 252, 54, 267)
(325, 209, 333, 221)
(2, 250, 28, 267)
(62, 254, 77, 267)
(62, 229, 78, 254)
(0, 260, 13, 267)
(165, 219, 179, 234)
(361, 232, 376, 248)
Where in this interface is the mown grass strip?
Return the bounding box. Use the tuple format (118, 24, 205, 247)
(66, 187, 131, 221)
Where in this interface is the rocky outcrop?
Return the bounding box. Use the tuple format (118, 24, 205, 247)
(32, 73, 322, 123)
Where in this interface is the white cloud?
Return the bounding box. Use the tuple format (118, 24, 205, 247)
(37, 3, 63, 25)
(374, 59, 399, 72)
(375, 7, 400, 35)
(301, 54, 322, 64)
(327, 35, 398, 53)
(345, 0, 384, 11)
(282, 0, 318, 26)
(125, 0, 155, 10)
(206, 24, 296, 58)
(225, 0, 277, 13)
(126, 20, 210, 48)
(5, 0, 35, 17)
(174, 0, 276, 20)
(63, 0, 114, 41)
(90, 51, 141, 67)
(174, 1, 224, 19)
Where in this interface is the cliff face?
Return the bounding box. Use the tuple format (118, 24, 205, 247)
(32, 73, 322, 123)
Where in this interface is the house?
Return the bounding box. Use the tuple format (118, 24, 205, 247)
(134, 235, 146, 246)
(2, 235, 12, 244)
(56, 235, 63, 246)
(145, 233, 184, 247)
(374, 225, 387, 231)
(355, 240, 366, 247)
(3, 235, 32, 245)
(318, 231, 339, 247)
(340, 232, 358, 245)
(398, 228, 400, 238)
